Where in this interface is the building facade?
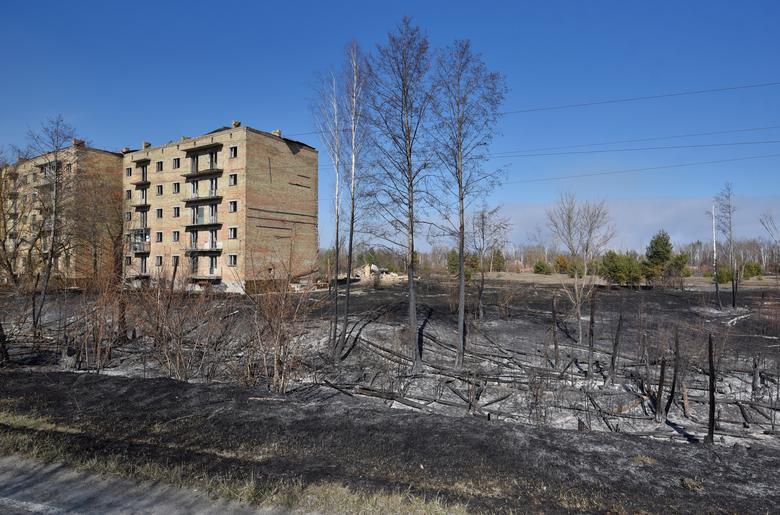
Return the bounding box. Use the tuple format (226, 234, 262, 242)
(122, 122, 318, 292)
(0, 141, 123, 287)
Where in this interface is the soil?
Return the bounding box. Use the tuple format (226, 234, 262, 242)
(1, 370, 779, 513)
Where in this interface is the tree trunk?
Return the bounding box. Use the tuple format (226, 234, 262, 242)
(664, 327, 680, 417)
(609, 304, 623, 383)
(655, 356, 666, 422)
(456, 189, 465, 366)
(705, 333, 716, 444)
(587, 289, 596, 378)
(0, 322, 9, 364)
(552, 296, 559, 369)
(408, 186, 420, 372)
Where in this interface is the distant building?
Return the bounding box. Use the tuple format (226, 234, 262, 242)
(122, 121, 318, 292)
(0, 140, 123, 287)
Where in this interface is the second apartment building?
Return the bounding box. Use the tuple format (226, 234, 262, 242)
(122, 121, 318, 292)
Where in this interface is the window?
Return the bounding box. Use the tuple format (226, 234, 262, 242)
(172, 230, 180, 242)
(125, 167, 132, 177)
(156, 161, 163, 172)
(172, 158, 180, 169)
(173, 182, 180, 194)
(228, 227, 237, 239)
(156, 208, 163, 219)
(173, 206, 180, 218)
(229, 174, 238, 186)
(125, 256, 132, 266)
(228, 201, 237, 213)
(125, 211, 132, 221)
(155, 256, 163, 267)
(228, 254, 237, 267)
(229, 146, 238, 158)
(125, 189, 132, 199)
(172, 255, 180, 268)
(155, 232, 163, 242)
(156, 185, 163, 196)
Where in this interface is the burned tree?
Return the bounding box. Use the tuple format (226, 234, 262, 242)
(546, 194, 613, 346)
(468, 206, 509, 320)
(366, 17, 433, 371)
(430, 39, 506, 366)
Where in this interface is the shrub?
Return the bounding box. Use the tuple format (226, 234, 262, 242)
(743, 261, 762, 280)
(600, 251, 642, 286)
(553, 255, 570, 274)
(715, 266, 732, 284)
(533, 260, 552, 275)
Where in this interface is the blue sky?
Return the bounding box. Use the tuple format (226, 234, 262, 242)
(1, 1, 778, 250)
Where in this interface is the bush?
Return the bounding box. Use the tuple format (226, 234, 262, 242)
(533, 260, 552, 275)
(553, 255, 570, 274)
(600, 251, 643, 286)
(743, 261, 763, 280)
(715, 266, 732, 284)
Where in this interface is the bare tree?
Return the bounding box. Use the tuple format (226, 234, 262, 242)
(337, 41, 369, 359)
(366, 17, 433, 372)
(715, 182, 737, 308)
(313, 70, 343, 357)
(430, 39, 506, 366)
(19, 116, 77, 332)
(468, 206, 509, 320)
(546, 194, 613, 346)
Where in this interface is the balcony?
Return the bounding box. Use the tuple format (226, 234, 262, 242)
(181, 167, 223, 181)
(183, 189, 222, 205)
(185, 217, 221, 231)
(188, 269, 222, 283)
(184, 241, 223, 255)
(132, 200, 151, 211)
(130, 241, 150, 255)
(130, 176, 150, 189)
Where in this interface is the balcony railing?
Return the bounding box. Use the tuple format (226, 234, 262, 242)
(185, 216, 220, 230)
(181, 167, 223, 181)
(188, 267, 222, 282)
(130, 242, 150, 254)
(185, 241, 223, 254)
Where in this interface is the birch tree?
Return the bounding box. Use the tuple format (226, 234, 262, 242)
(546, 194, 613, 346)
(366, 17, 433, 372)
(430, 39, 506, 366)
(313, 71, 343, 356)
(715, 182, 737, 308)
(337, 41, 369, 358)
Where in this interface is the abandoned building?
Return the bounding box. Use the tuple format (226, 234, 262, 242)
(122, 121, 318, 292)
(0, 140, 123, 287)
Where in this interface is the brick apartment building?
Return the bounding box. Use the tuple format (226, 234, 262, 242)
(122, 121, 318, 292)
(0, 141, 123, 287)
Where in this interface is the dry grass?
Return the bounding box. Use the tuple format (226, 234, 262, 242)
(0, 409, 470, 514)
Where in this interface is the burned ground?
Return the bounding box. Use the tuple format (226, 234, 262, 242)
(1, 274, 779, 511)
(1, 370, 779, 513)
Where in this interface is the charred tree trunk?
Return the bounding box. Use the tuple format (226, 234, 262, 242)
(552, 296, 559, 369)
(587, 289, 596, 378)
(609, 303, 623, 383)
(705, 333, 716, 444)
(655, 356, 667, 422)
(664, 327, 680, 418)
(0, 322, 9, 364)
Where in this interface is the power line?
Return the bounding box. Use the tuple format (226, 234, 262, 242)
(504, 153, 780, 185)
(500, 81, 780, 115)
(286, 81, 780, 137)
(492, 124, 780, 153)
(490, 139, 780, 159)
